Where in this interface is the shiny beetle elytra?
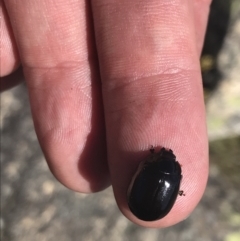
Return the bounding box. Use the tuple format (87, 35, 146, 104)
(127, 147, 184, 221)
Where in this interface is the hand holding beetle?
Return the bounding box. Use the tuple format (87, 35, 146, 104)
(1, 0, 210, 227)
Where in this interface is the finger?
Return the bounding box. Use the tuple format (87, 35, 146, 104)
(92, 0, 209, 227)
(4, 0, 109, 192)
(0, 0, 20, 77)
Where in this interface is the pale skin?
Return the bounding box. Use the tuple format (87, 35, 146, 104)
(1, 0, 211, 227)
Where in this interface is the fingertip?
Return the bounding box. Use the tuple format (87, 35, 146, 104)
(1, 1, 20, 77)
(44, 143, 111, 193)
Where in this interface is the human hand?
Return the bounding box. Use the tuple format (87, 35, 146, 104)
(1, 0, 211, 227)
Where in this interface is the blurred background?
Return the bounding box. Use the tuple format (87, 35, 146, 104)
(1, 0, 240, 240)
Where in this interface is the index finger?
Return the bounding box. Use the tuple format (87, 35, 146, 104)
(91, 0, 210, 227)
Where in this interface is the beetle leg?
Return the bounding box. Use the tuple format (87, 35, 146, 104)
(150, 145, 155, 154)
(178, 190, 185, 196)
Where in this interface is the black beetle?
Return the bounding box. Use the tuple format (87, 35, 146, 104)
(127, 147, 184, 221)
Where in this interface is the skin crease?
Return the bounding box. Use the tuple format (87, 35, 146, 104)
(1, 0, 212, 228)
